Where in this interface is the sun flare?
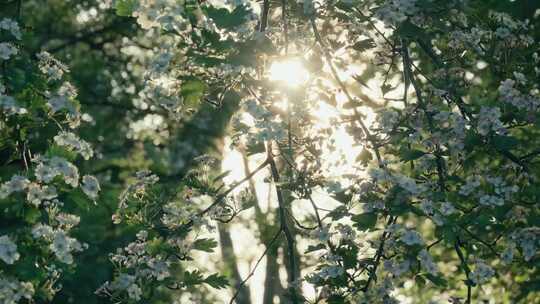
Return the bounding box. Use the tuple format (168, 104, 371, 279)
(268, 58, 310, 87)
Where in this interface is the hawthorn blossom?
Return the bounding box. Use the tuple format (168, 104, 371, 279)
(81, 175, 100, 200)
(0, 278, 34, 304)
(49, 230, 83, 264)
(319, 265, 345, 279)
(0, 235, 20, 264)
(0, 94, 28, 115)
(477, 106, 506, 136)
(26, 183, 57, 207)
(500, 243, 515, 264)
(384, 259, 411, 277)
(470, 260, 495, 285)
(37, 51, 69, 81)
(400, 230, 424, 246)
(418, 249, 439, 275)
(54, 132, 94, 160)
(439, 202, 457, 216)
(0, 18, 22, 39)
(479, 194, 504, 207)
(0, 175, 30, 199)
(0, 42, 17, 60)
(459, 176, 481, 196)
(31, 224, 54, 239)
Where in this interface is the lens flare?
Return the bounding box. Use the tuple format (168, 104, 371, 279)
(268, 58, 309, 87)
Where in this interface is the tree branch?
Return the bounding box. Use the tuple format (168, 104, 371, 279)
(267, 141, 300, 304)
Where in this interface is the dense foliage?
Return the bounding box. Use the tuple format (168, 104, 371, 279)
(1, 0, 540, 303)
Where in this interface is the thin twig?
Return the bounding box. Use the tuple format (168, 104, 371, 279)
(402, 39, 447, 192)
(454, 239, 472, 304)
(228, 228, 282, 304)
(309, 17, 383, 166)
(361, 216, 396, 291)
(311, 16, 398, 292)
(259, 0, 270, 32)
(197, 158, 270, 218)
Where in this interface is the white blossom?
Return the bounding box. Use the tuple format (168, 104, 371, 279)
(479, 194, 504, 207)
(0, 235, 20, 264)
(439, 202, 457, 216)
(420, 199, 435, 215)
(500, 243, 515, 264)
(31, 224, 54, 239)
(376, 0, 418, 25)
(477, 106, 506, 136)
(419, 249, 439, 275)
(37, 51, 69, 81)
(50, 230, 82, 264)
(34, 162, 59, 183)
(470, 260, 495, 285)
(0, 278, 34, 304)
(127, 283, 142, 300)
(26, 183, 57, 207)
(0, 42, 18, 60)
(384, 259, 410, 277)
(0, 175, 30, 199)
(55, 213, 81, 228)
(50, 157, 80, 187)
(317, 265, 344, 279)
(147, 259, 170, 281)
(54, 132, 94, 160)
(0, 18, 22, 40)
(81, 175, 100, 200)
(400, 230, 424, 246)
(0, 94, 27, 115)
(459, 176, 481, 196)
(47, 94, 70, 113)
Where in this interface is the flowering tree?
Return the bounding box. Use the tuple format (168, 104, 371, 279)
(1, 0, 540, 303)
(0, 8, 101, 303)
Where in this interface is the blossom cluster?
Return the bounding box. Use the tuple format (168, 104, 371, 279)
(97, 231, 172, 301)
(0, 18, 99, 303)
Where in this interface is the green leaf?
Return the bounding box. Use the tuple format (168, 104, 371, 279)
(434, 225, 457, 242)
(327, 205, 349, 220)
(24, 208, 41, 224)
(415, 275, 427, 287)
(351, 39, 376, 52)
(464, 131, 482, 152)
(181, 79, 206, 108)
(340, 244, 359, 269)
(356, 148, 373, 166)
(183, 270, 205, 286)
(213, 170, 231, 183)
(335, 1, 354, 12)
(246, 140, 266, 156)
(305, 243, 326, 254)
(399, 148, 426, 162)
(351, 212, 377, 231)
(115, 0, 137, 16)
(145, 238, 165, 255)
(327, 294, 346, 304)
(397, 21, 428, 40)
(492, 135, 519, 151)
(192, 238, 218, 252)
(331, 190, 351, 205)
(46, 145, 77, 162)
(205, 5, 250, 29)
(204, 273, 229, 289)
(381, 83, 393, 95)
(343, 99, 362, 109)
(425, 273, 448, 287)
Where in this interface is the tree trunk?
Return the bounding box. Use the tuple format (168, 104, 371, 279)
(218, 223, 252, 304)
